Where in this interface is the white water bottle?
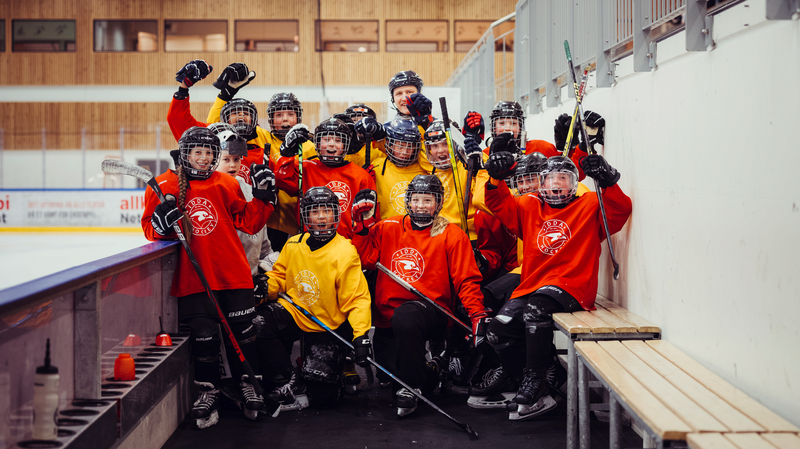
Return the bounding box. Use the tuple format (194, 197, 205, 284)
(32, 339, 59, 440)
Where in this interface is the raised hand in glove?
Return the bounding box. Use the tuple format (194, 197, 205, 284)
(469, 310, 491, 348)
(175, 59, 212, 87)
(554, 113, 578, 152)
(279, 124, 311, 157)
(152, 194, 181, 236)
(405, 93, 433, 129)
(250, 163, 277, 205)
(579, 154, 620, 188)
(489, 132, 518, 155)
(353, 335, 372, 367)
(253, 273, 270, 303)
(579, 110, 605, 152)
(462, 111, 485, 141)
(463, 137, 483, 163)
(485, 152, 517, 181)
(355, 117, 386, 140)
(352, 189, 378, 235)
(213, 63, 256, 101)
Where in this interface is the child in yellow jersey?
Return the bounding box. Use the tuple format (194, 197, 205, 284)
(256, 187, 372, 411)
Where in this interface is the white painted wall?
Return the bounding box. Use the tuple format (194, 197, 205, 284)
(524, 1, 800, 426)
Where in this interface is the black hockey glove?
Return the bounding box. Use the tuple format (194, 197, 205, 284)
(462, 111, 485, 142)
(250, 163, 277, 205)
(213, 63, 256, 102)
(473, 247, 489, 274)
(405, 93, 433, 129)
(279, 124, 311, 157)
(352, 189, 378, 235)
(578, 110, 605, 152)
(554, 113, 578, 153)
(489, 132, 517, 155)
(579, 154, 620, 188)
(463, 137, 483, 163)
(353, 335, 372, 367)
(253, 273, 270, 303)
(355, 117, 386, 140)
(485, 152, 517, 181)
(152, 194, 181, 236)
(175, 59, 212, 88)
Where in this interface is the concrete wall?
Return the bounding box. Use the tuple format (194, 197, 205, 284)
(524, 1, 800, 426)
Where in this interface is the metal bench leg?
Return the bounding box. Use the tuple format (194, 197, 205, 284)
(610, 394, 621, 449)
(579, 358, 590, 449)
(567, 340, 577, 449)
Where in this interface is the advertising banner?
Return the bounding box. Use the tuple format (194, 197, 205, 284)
(0, 190, 146, 228)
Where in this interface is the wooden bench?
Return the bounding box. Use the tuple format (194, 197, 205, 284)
(574, 340, 799, 449)
(553, 296, 662, 449)
(687, 432, 800, 449)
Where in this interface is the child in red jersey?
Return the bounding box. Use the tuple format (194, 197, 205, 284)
(142, 127, 278, 428)
(351, 174, 487, 417)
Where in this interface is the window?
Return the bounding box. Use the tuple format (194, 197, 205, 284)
(12, 20, 76, 52)
(235, 20, 298, 52)
(454, 20, 514, 52)
(164, 20, 227, 52)
(0, 21, 5, 51)
(315, 20, 378, 52)
(385, 20, 448, 52)
(94, 20, 157, 52)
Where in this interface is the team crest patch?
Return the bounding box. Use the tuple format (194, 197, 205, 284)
(237, 164, 251, 183)
(186, 197, 219, 236)
(390, 181, 410, 215)
(326, 180, 351, 213)
(390, 248, 425, 283)
(537, 219, 571, 256)
(293, 270, 321, 306)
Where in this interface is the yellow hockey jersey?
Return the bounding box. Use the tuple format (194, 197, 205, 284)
(371, 156, 429, 219)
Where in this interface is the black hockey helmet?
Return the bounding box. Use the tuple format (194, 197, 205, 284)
(178, 126, 221, 180)
(389, 71, 423, 100)
(267, 92, 303, 139)
(384, 118, 422, 167)
(207, 122, 247, 157)
(539, 156, 579, 205)
(514, 152, 548, 195)
(220, 98, 258, 140)
(313, 117, 352, 167)
(423, 120, 454, 170)
(344, 103, 377, 121)
(300, 186, 340, 242)
(332, 113, 361, 155)
(490, 101, 526, 149)
(404, 174, 444, 227)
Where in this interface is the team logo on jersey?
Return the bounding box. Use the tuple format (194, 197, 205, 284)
(186, 197, 218, 236)
(390, 181, 410, 215)
(390, 248, 425, 283)
(237, 164, 251, 184)
(293, 270, 321, 306)
(433, 172, 451, 204)
(537, 219, 571, 256)
(326, 180, 351, 213)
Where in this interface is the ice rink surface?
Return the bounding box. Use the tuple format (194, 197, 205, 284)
(0, 232, 150, 291)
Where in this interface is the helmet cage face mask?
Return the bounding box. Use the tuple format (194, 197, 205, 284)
(424, 122, 452, 170)
(313, 130, 351, 167)
(267, 93, 303, 139)
(386, 137, 421, 167)
(491, 116, 525, 149)
(514, 173, 541, 196)
(301, 201, 340, 242)
(179, 142, 221, 179)
(404, 191, 443, 227)
(220, 101, 258, 138)
(540, 170, 578, 205)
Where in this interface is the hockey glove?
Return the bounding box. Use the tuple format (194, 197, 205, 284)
(213, 63, 256, 102)
(462, 111, 485, 142)
(355, 117, 386, 141)
(152, 194, 181, 236)
(470, 311, 491, 348)
(405, 93, 433, 129)
(463, 137, 483, 163)
(250, 163, 278, 205)
(175, 59, 212, 88)
(279, 124, 311, 157)
(353, 335, 372, 367)
(579, 154, 620, 188)
(554, 113, 578, 153)
(253, 273, 271, 303)
(489, 132, 517, 155)
(579, 110, 605, 152)
(485, 152, 517, 181)
(352, 189, 378, 235)
(473, 247, 489, 274)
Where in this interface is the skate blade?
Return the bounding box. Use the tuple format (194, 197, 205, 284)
(467, 392, 516, 409)
(278, 394, 310, 412)
(196, 410, 219, 429)
(508, 395, 557, 421)
(397, 405, 417, 418)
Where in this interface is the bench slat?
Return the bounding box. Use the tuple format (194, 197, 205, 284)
(595, 297, 661, 333)
(571, 311, 614, 333)
(761, 433, 800, 449)
(687, 433, 739, 449)
(623, 341, 765, 433)
(647, 340, 800, 433)
(590, 308, 638, 333)
(723, 433, 780, 449)
(553, 313, 592, 334)
(598, 341, 728, 432)
(576, 341, 693, 440)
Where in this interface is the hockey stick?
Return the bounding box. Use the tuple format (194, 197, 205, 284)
(375, 262, 472, 336)
(101, 159, 281, 415)
(438, 98, 469, 232)
(278, 292, 479, 438)
(362, 132, 372, 170)
(298, 142, 305, 228)
(564, 41, 621, 280)
(561, 68, 589, 157)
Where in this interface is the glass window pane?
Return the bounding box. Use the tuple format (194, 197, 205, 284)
(1, 21, 5, 52)
(12, 20, 76, 52)
(94, 20, 157, 52)
(165, 20, 227, 52)
(235, 20, 298, 52)
(454, 20, 514, 52)
(385, 20, 448, 53)
(315, 20, 378, 52)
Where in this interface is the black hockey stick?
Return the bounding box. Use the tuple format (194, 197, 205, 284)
(277, 292, 478, 439)
(438, 98, 469, 232)
(362, 132, 373, 170)
(375, 262, 472, 336)
(564, 41, 621, 280)
(101, 159, 281, 415)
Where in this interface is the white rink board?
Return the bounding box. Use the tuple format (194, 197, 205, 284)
(0, 190, 145, 228)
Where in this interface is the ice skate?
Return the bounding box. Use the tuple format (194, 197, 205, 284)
(467, 366, 519, 409)
(396, 387, 421, 417)
(239, 375, 265, 420)
(268, 370, 309, 412)
(191, 381, 220, 429)
(546, 354, 568, 400)
(343, 360, 361, 395)
(507, 369, 557, 421)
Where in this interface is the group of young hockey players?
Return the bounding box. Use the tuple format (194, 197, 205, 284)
(140, 59, 632, 429)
